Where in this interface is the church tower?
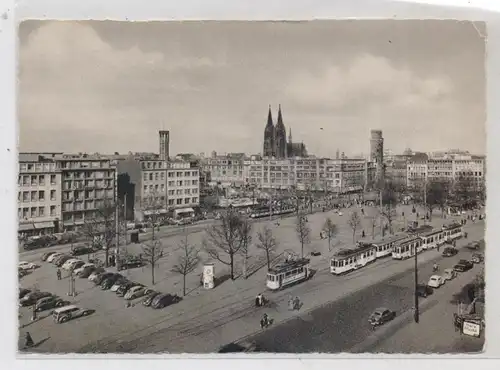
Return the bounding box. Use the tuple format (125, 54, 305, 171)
(275, 104, 287, 159)
(263, 105, 275, 157)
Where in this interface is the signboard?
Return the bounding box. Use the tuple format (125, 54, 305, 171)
(203, 264, 215, 290)
(463, 320, 481, 337)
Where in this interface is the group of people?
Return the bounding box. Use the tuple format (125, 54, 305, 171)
(255, 293, 267, 307)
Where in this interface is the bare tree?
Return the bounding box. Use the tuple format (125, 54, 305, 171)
(171, 232, 200, 296)
(347, 210, 362, 244)
(295, 213, 311, 257)
(369, 216, 378, 238)
(239, 218, 253, 280)
(256, 225, 278, 269)
(82, 199, 117, 268)
(426, 180, 450, 220)
(380, 180, 398, 235)
(202, 210, 245, 280)
(141, 191, 166, 285)
(323, 217, 337, 251)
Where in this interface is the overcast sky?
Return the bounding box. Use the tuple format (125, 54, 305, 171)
(18, 20, 486, 157)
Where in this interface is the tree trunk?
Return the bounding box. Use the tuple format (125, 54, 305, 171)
(352, 230, 355, 244)
(151, 259, 155, 285)
(266, 250, 270, 269)
(104, 246, 109, 267)
(183, 274, 186, 296)
(230, 253, 235, 280)
(328, 237, 331, 251)
(301, 241, 304, 258)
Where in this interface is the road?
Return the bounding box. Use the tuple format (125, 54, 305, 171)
(238, 239, 484, 353)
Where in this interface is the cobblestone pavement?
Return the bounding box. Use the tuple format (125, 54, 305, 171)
(17, 204, 483, 353)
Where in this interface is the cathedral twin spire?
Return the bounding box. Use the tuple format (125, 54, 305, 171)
(263, 104, 288, 158)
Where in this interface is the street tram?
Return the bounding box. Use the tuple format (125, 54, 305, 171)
(266, 258, 311, 290)
(442, 222, 463, 242)
(330, 244, 377, 275)
(420, 228, 446, 250)
(392, 236, 424, 260)
(365, 233, 408, 259)
(250, 207, 295, 219)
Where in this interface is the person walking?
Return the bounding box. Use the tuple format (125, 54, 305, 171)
(56, 268, 61, 280)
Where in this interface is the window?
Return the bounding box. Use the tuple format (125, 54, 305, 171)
(191, 197, 198, 203)
(23, 191, 29, 202)
(149, 185, 153, 192)
(161, 172, 165, 180)
(168, 172, 174, 178)
(39, 207, 45, 216)
(177, 180, 183, 186)
(143, 173, 148, 182)
(185, 189, 191, 194)
(51, 190, 56, 201)
(161, 184, 165, 192)
(23, 208, 29, 218)
(176, 199, 182, 205)
(50, 206, 56, 216)
(149, 173, 153, 181)
(31, 191, 37, 201)
(38, 190, 45, 201)
(184, 198, 190, 204)
(184, 171, 190, 177)
(39, 175, 45, 185)
(155, 173, 159, 181)
(30, 207, 37, 217)
(31, 175, 37, 186)
(168, 199, 174, 205)
(168, 181, 175, 187)
(143, 185, 148, 193)
(155, 184, 159, 191)
(176, 189, 182, 195)
(23, 176, 29, 185)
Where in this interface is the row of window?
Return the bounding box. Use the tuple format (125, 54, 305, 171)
(167, 180, 199, 187)
(18, 190, 57, 203)
(19, 162, 57, 173)
(167, 197, 198, 206)
(19, 206, 57, 219)
(267, 267, 305, 281)
(59, 161, 111, 170)
(395, 240, 422, 253)
(19, 174, 57, 187)
(62, 180, 113, 190)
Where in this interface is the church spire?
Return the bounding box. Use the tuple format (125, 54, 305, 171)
(288, 128, 292, 143)
(277, 104, 284, 127)
(266, 104, 273, 127)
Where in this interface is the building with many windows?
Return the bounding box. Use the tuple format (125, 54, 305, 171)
(201, 152, 246, 188)
(117, 155, 199, 221)
(18, 153, 62, 236)
(58, 154, 117, 231)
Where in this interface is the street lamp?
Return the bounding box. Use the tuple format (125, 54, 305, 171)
(411, 231, 420, 324)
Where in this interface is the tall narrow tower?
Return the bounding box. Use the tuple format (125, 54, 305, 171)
(159, 130, 170, 161)
(275, 104, 287, 159)
(263, 105, 275, 157)
(370, 130, 384, 186)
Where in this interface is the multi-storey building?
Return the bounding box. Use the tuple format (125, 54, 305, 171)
(244, 156, 376, 193)
(18, 153, 62, 236)
(201, 152, 246, 187)
(385, 154, 411, 187)
(407, 152, 429, 189)
(58, 154, 117, 231)
(117, 155, 199, 221)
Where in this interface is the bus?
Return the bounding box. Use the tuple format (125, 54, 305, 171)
(420, 229, 446, 250)
(392, 236, 424, 260)
(369, 233, 409, 258)
(266, 258, 311, 290)
(330, 244, 377, 275)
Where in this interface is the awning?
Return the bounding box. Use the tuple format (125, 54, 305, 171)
(18, 223, 35, 231)
(175, 207, 195, 214)
(143, 209, 168, 216)
(34, 221, 55, 229)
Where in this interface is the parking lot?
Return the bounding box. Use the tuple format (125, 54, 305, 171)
(18, 204, 481, 352)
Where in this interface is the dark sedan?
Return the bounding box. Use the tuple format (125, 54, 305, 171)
(116, 282, 141, 297)
(35, 296, 70, 312)
(94, 272, 120, 286)
(100, 275, 125, 290)
(454, 259, 474, 272)
(442, 247, 458, 257)
(118, 258, 145, 271)
(41, 251, 57, 262)
(19, 291, 52, 307)
(55, 255, 73, 267)
(151, 294, 182, 309)
(19, 288, 31, 299)
(142, 291, 162, 307)
(416, 284, 433, 298)
(71, 246, 95, 256)
(368, 307, 396, 327)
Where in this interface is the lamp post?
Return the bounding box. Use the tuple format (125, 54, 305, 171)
(412, 231, 420, 324)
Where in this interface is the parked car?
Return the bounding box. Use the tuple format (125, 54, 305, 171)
(466, 242, 480, 251)
(70, 246, 94, 256)
(442, 247, 458, 257)
(443, 268, 457, 281)
(35, 296, 70, 312)
(47, 252, 64, 263)
(416, 284, 434, 298)
(111, 278, 130, 292)
(142, 291, 162, 307)
(368, 307, 396, 327)
(151, 293, 182, 309)
(100, 274, 124, 290)
(88, 270, 107, 282)
(55, 255, 73, 267)
(52, 305, 95, 323)
(124, 286, 147, 300)
(94, 272, 121, 286)
(18, 268, 29, 278)
(68, 260, 86, 272)
(41, 251, 58, 262)
(427, 275, 445, 288)
(218, 341, 261, 353)
(18, 261, 40, 271)
(78, 266, 104, 278)
(454, 260, 474, 272)
(471, 253, 484, 264)
(19, 288, 31, 299)
(62, 259, 81, 270)
(118, 258, 145, 271)
(117, 282, 142, 297)
(74, 263, 94, 276)
(19, 291, 52, 307)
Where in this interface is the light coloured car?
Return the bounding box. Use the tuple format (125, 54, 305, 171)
(427, 275, 445, 288)
(73, 263, 95, 276)
(18, 261, 39, 270)
(62, 259, 82, 271)
(443, 268, 457, 281)
(124, 285, 147, 300)
(47, 252, 64, 263)
(88, 270, 106, 282)
(52, 305, 94, 323)
(111, 278, 129, 292)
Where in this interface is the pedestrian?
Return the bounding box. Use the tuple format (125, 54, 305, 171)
(402, 211, 405, 217)
(362, 230, 365, 238)
(25, 332, 34, 348)
(293, 296, 301, 310)
(56, 268, 61, 280)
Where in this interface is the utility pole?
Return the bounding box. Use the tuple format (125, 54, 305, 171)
(413, 232, 420, 323)
(379, 188, 383, 235)
(423, 180, 427, 225)
(115, 198, 120, 271)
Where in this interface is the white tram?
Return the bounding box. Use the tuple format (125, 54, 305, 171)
(420, 229, 446, 250)
(369, 234, 408, 258)
(266, 258, 311, 290)
(330, 244, 377, 275)
(442, 223, 463, 242)
(392, 236, 424, 260)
